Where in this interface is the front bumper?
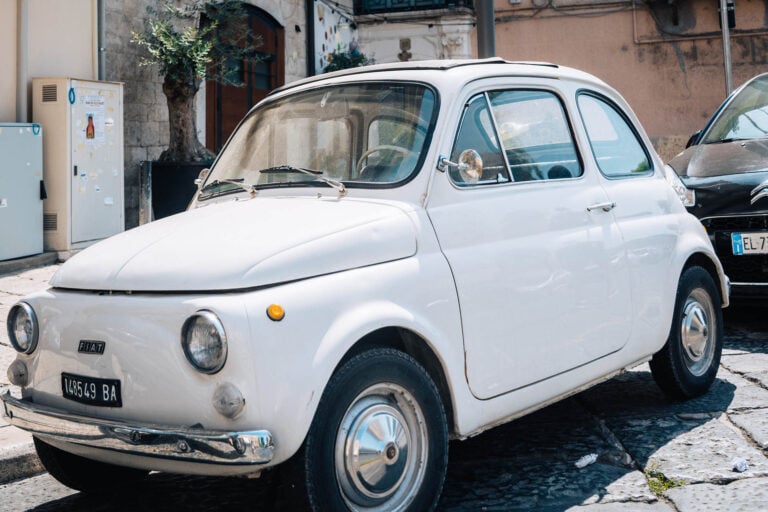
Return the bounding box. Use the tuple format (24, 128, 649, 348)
(2, 392, 274, 466)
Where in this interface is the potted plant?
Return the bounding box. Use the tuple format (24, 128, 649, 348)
(324, 42, 374, 73)
(132, 0, 262, 219)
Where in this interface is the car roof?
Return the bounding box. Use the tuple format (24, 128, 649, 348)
(270, 57, 606, 97)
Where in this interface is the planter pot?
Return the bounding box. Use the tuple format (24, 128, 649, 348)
(147, 161, 210, 220)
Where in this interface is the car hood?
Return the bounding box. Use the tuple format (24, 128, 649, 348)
(51, 197, 418, 292)
(669, 139, 768, 178)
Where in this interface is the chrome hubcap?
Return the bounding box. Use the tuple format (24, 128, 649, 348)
(680, 288, 715, 376)
(335, 383, 427, 511)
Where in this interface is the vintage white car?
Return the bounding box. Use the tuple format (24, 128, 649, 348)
(4, 59, 728, 511)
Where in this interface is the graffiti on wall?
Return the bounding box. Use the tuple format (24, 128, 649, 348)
(314, 0, 357, 72)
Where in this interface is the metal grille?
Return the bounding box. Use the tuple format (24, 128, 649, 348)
(41, 85, 58, 103)
(43, 213, 57, 231)
(703, 215, 768, 283)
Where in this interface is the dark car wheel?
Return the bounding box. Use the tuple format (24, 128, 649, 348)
(650, 266, 723, 399)
(301, 348, 448, 512)
(34, 437, 149, 492)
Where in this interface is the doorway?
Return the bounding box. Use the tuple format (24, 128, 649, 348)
(205, 4, 284, 152)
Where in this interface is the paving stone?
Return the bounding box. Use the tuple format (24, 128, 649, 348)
(716, 370, 768, 411)
(449, 401, 613, 462)
(442, 402, 654, 510)
(729, 410, 768, 449)
(579, 367, 766, 418)
(721, 353, 768, 375)
(566, 502, 674, 511)
(743, 372, 768, 389)
(606, 415, 768, 485)
(0, 349, 16, 386)
(665, 478, 768, 512)
(440, 459, 654, 511)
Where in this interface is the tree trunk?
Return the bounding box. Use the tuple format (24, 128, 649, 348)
(160, 76, 215, 163)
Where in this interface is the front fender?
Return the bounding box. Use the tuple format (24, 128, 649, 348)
(242, 254, 465, 465)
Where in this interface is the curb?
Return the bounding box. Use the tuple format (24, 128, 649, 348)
(0, 387, 44, 485)
(0, 252, 59, 277)
(0, 437, 43, 485)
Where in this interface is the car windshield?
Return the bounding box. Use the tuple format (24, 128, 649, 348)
(204, 82, 436, 195)
(703, 75, 768, 143)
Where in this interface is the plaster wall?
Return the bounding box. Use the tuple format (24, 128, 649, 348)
(356, 11, 474, 63)
(487, 0, 768, 160)
(1, 0, 95, 122)
(359, 16, 474, 63)
(0, 2, 17, 121)
(28, 0, 96, 81)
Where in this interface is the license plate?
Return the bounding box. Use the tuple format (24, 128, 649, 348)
(731, 232, 768, 255)
(62, 373, 122, 407)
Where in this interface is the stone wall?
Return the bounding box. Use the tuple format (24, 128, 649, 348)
(104, 0, 169, 229)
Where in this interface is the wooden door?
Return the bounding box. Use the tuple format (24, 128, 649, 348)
(206, 5, 284, 152)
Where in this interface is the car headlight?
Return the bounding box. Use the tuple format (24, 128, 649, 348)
(662, 164, 695, 207)
(181, 311, 228, 374)
(7, 302, 39, 354)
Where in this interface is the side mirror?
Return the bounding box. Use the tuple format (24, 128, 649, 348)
(685, 131, 701, 149)
(439, 149, 483, 183)
(194, 168, 210, 188)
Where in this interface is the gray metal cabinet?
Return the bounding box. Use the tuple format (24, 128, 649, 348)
(0, 123, 44, 261)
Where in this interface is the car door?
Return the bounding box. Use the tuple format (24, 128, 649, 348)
(576, 92, 681, 338)
(426, 82, 632, 399)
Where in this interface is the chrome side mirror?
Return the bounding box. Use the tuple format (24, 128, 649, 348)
(439, 149, 483, 183)
(194, 168, 210, 188)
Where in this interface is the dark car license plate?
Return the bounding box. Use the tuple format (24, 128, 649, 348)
(62, 373, 122, 407)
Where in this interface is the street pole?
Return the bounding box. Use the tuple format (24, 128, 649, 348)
(476, 0, 496, 59)
(719, 0, 733, 95)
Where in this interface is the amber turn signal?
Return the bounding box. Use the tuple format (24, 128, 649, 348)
(266, 304, 285, 321)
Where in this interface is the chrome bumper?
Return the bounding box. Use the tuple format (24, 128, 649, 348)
(1, 392, 274, 466)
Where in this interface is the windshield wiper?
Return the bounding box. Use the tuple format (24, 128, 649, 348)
(260, 165, 346, 196)
(200, 178, 256, 197)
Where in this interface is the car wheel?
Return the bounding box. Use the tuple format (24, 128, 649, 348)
(34, 437, 149, 492)
(303, 348, 448, 511)
(650, 266, 723, 399)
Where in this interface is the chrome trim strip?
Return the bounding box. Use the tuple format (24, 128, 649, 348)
(1, 392, 273, 466)
(730, 281, 768, 287)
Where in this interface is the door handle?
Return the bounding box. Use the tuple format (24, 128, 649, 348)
(586, 201, 616, 212)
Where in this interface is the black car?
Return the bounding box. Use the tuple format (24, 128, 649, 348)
(668, 73, 768, 297)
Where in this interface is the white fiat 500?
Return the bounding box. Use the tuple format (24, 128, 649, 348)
(4, 59, 727, 511)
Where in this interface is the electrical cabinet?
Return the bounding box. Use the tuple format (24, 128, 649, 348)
(33, 78, 124, 252)
(0, 123, 44, 261)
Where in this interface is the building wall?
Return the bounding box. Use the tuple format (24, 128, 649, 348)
(0, 2, 18, 121)
(488, 0, 768, 161)
(355, 7, 475, 63)
(0, 0, 95, 123)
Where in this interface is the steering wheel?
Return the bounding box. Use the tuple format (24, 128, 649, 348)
(355, 145, 413, 175)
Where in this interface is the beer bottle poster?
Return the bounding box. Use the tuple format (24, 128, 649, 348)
(82, 95, 105, 145)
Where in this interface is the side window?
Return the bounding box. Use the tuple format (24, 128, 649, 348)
(450, 95, 510, 186)
(578, 94, 652, 178)
(487, 90, 582, 181)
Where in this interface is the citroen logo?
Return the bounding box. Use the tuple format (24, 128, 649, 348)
(751, 178, 768, 205)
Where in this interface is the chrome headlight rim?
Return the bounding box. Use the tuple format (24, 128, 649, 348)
(181, 310, 228, 375)
(7, 302, 39, 355)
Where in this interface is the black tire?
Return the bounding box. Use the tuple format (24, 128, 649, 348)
(650, 266, 723, 399)
(302, 348, 449, 512)
(34, 437, 149, 492)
